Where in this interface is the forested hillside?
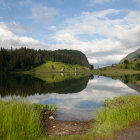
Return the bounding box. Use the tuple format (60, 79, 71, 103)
(0, 47, 91, 73)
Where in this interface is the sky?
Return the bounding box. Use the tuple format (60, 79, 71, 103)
(0, 0, 140, 67)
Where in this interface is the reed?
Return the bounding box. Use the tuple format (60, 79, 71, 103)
(0, 101, 45, 140)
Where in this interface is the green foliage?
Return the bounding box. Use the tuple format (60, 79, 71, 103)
(0, 48, 90, 73)
(124, 60, 129, 65)
(89, 95, 140, 138)
(118, 59, 140, 70)
(0, 100, 45, 140)
(89, 64, 94, 70)
(34, 104, 57, 115)
(30, 61, 90, 74)
(51, 65, 55, 69)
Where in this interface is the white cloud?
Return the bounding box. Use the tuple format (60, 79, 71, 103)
(32, 5, 59, 24)
(49, 25, 57, 31)
(3, 22, 32, 34)
(50, 9, 140, 66)
(90, 0, 118, 5)
(0, 22, 50, 50)
(133, 0, 140, 4)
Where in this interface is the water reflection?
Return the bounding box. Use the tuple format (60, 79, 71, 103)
(0, 74, 140, 121)
(0, 74, 90, 97)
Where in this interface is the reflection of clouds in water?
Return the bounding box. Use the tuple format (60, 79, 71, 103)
(56, 108, 97, 121)
(1, 76, 140, 120)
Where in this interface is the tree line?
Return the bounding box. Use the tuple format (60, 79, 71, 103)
(0, 47, 92, 73)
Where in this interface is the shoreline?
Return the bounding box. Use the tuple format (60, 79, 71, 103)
(1, 95, 140, 139)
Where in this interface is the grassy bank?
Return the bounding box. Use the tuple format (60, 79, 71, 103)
(0, 101, 57, 140)
(92, 66, 140, 77)
(1, 95, 140, 140)
(0, 101, 45, 140)
(90, 95, 140, 138)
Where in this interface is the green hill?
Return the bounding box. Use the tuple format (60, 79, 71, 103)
(120, 48, 140, 63)
(26, 61, 90, 74)
(23, 61, 91, 84)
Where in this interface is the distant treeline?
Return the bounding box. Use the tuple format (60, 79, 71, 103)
(0, 47, 92, 73)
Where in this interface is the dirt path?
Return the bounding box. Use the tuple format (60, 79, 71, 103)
(43, 116, 140, 139)
(46, 120, 91, 136)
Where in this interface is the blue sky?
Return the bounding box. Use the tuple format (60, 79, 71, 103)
(0, 0, 140, 67)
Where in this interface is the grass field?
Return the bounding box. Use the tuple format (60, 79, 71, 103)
(91, 95, 140, 138)
(23, 61, 90, 83)
(92, 66, 140, 77)
(27, 61, 90, 73)
(0, 101, 45, 140)
(1, 95, 139, 140)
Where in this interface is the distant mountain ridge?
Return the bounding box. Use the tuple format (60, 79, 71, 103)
(120, 48, 140, 63)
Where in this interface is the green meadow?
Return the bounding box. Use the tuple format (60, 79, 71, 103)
(26, 61, 90, 73)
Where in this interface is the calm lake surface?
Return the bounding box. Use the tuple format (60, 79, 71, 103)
(0, 74, 140, 121)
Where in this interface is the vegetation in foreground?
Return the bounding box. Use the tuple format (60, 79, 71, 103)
(91, 95, 140, 138)
(0, 101, 57, 140)
(1, 95, 140, 140)
(47, 95, 140, 140)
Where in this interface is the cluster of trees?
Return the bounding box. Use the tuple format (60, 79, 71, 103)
(0, 47, 92, 73)
(123, 59, 140, 70)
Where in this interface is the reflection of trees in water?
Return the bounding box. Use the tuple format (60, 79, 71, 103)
(0, 74, 91, 97)
(118, 74, 140, 84)
(116, 74, 140, 93)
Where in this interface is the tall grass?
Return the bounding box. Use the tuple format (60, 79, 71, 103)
(88, 95, 140, 138)
(0, 101, 45, 140)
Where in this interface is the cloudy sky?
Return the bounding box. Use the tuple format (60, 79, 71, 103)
(0, 0, 140, 67)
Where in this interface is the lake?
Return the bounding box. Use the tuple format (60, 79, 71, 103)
(0, 74, 140, 121)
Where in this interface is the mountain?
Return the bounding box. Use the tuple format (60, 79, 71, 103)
(120, 48, 140, 63)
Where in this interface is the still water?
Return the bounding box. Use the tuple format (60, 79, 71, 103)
(0, 74, 140, 121)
